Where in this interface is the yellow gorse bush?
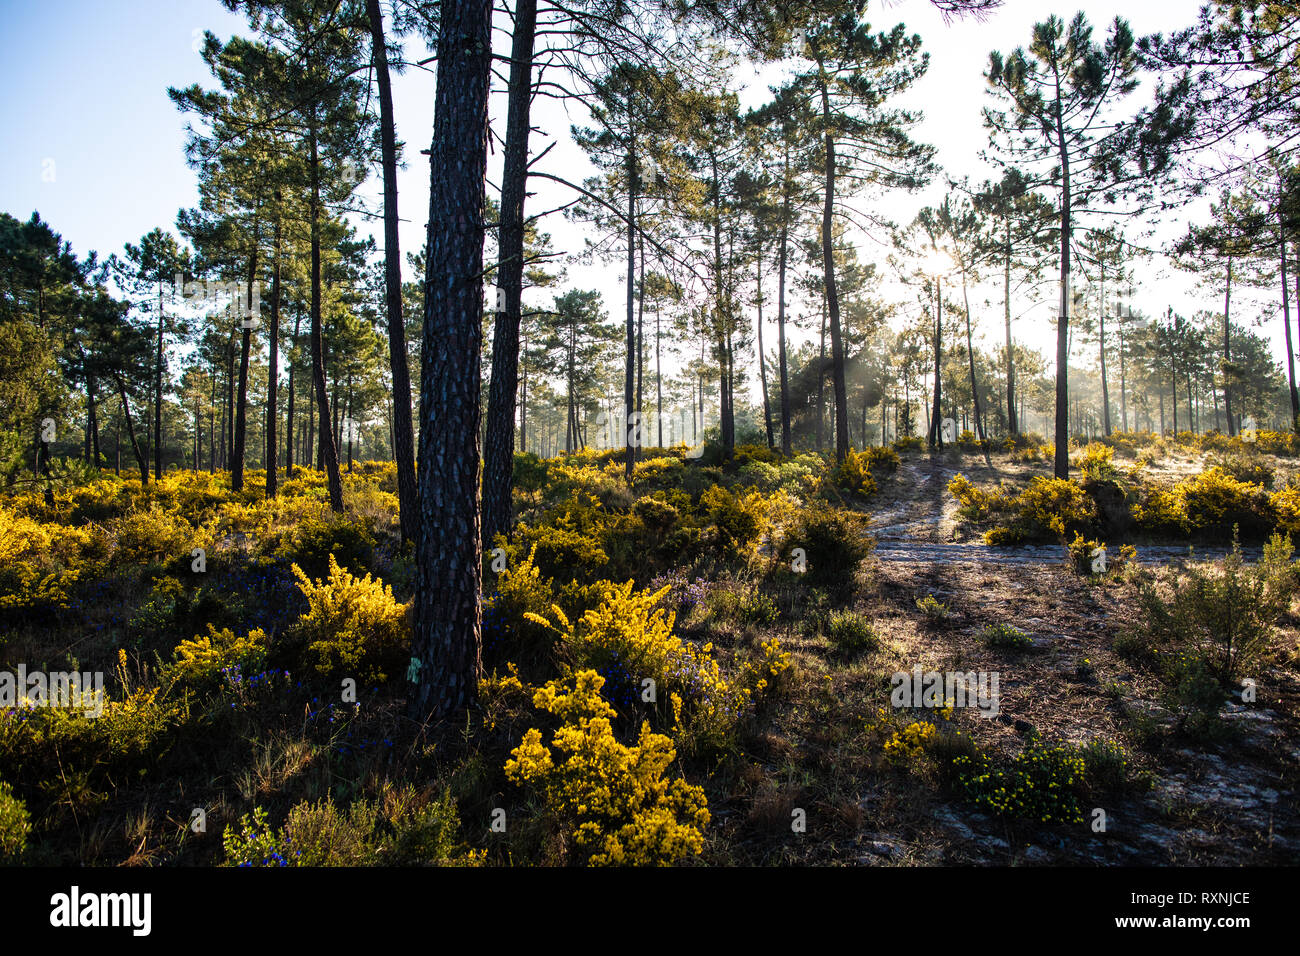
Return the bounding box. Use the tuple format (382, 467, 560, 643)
(504, 669, 709, 866)
(832, 449, 878, 496)
(525, 580, 753, 743)
(171, 624, 270, 685)
(0, 505, 90, 609)
(884, 720, 937, 766)
(289, 554, 410, 683)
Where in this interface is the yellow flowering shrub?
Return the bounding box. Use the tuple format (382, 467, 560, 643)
(1173, 467, 1271, 536)
(884, 720, 937, 766)
(947, 474, 1013, 521)
(832, 449, 878, 496)
(110, 504, 202, 566)
(1270, 483, 1300, 536)
(699, 484, 766, 557)
(0, 506, 92, 610)
(1077, 442, 1118, 481)
(513, 494, 611, 580)
(170, 624, 270, 686)
(286, 554, 411, 683)
(525, 580, 756, 748)
(1132, 484, 1187, 535)
(504, 670, 710, 866)
(1016, 476, 1096, 538)
(484, 545, 565, 671)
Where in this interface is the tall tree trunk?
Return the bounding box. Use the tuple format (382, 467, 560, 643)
(1223, 255, 1234, 436)
(757, 251, 773, 449)
(267, 208, 282, 497)
(929, 278, 943, 449)
(113, 374, 149, 485)
(1283, 231, 1299, 432)
(87, 374, 100, 467)
(655, 305, 663, 448)
(1099, 258, 1111, 436)
(410, 0, 492, 722)
(368, 0, 418, 543)
(961, 270, 990, 466)
(225, 338, 235, 469)
(819, 78, 849, 463)
(308, 118, 344, 511)
(1053, 104, 1072, 478)
(637, 231, 645, 433)
(817, 291, 826, 452)
(155, 285, 164, 480)
(1004, 220, 1017, 435)
(1118, 310, 1128, 432)
(625, 137, 637, 481)
(777, 172, 793, 456)
(232, 232, 259, 492)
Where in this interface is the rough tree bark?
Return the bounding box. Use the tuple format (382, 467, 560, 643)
(409, 0, 493, 722)
(367, 0, 418, 543)
(482, 0, 538, 548)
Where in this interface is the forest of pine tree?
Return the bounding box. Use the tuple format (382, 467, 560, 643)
(2, 0, 1299, 917)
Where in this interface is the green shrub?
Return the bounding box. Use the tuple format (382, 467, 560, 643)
(0, 780, 30, 862)
(980, 622, 1032, 650)
(916, 594, 950, 621)
(1210, 452, 1274, 489)
(222, 787, 467, 866)
(786, 507, 872, 592)
(950, 736, 1087, 825)
(274, 512, 375, 578)
(707, 586, 779, 627)
(825, 610, 880, 654)
(1130, 531, 1293, 683)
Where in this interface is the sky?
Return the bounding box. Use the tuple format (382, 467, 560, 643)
(2, 0, 1276, 411)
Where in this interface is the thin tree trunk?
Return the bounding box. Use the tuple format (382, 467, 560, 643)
(819, 76, 849, 462)
(777, 171, 792, 456)
(625, 136, 637, 481)
(961, 270, 990, 466)
(929, 278, 943, 449)
(155, 286, 164, 479)
(1053, 100, 1072, 478)
(1004, 220, 1017, 435)
(757, 251, 773, 449)
(1099, 258, 1111, 436)
(232, 230, 259, 492)
(368, 0, 418, 543)
(308, 117, 344, 511)
(113, 374, 149, 485)
(1223, 255, 1234, 436)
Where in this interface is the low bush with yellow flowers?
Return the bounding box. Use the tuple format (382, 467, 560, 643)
(278, 554, 410, 684)
(504, 670, 710, 866)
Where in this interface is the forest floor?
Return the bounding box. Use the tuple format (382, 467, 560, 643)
(702, 451, 1299, 864)
(4, 442, 1298, 867)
